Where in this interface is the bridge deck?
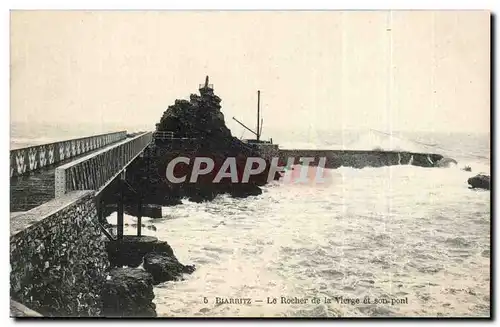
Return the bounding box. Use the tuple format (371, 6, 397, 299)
(10, 136, 136, 212)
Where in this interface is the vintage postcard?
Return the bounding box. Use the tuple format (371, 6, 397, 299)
(9, 10, 491, 318)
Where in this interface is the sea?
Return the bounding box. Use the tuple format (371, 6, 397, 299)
(10, 121, 491, 317)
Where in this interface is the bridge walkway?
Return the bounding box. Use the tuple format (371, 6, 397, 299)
(10, 134, 143, 212)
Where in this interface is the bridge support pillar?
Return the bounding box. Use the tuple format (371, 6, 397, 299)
(117, 171, 125, 240)
(98, 199, 105, 225)
(137, 199, 142, 237)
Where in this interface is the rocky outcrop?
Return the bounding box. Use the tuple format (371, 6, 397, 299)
(468, 174, 490, 190)
(101, 268, 156, 317)
(143, 252, 195, 285)
(142, 240, 196, 285)
(125, 77, 279, 204)
(156, 84, 232, 140)
(103, 237, 195, 316)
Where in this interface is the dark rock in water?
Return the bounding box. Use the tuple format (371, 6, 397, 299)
(106, 236, 159, 268)
(462, 165, 472, 172)
(143, 252, 196, 285)
(468, 174, 490, 190)
(101, 268, 156, 317)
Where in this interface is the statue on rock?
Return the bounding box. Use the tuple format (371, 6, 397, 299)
(156, 75, 230, 140)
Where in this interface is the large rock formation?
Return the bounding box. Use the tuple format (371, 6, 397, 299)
(156, 84, 232, 140)
(126, 77, 279, 204)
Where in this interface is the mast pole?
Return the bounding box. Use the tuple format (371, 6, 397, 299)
(257, 90, 261, 141)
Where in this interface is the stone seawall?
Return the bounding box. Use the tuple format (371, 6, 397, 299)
(279, 149, 444, 168)
(10, 131, 127, 178)
(10, 191, 109, 317)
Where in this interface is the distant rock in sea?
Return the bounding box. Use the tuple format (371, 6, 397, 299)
(468, 174, 490, 190)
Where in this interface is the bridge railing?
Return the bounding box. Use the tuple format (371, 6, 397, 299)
(10, 131, 127, 178)
(55, 132, 152, 197)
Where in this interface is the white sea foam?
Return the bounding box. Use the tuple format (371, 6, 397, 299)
(130, 163, 491, 317)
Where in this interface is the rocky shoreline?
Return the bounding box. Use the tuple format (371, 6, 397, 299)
(102, 235, 196, 317)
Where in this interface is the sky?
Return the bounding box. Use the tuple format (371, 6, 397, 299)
(10, 11, 490, 136)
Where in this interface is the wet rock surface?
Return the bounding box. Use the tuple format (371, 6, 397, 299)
(143, 252, 196, 285)
(101, 268, 156, 317)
